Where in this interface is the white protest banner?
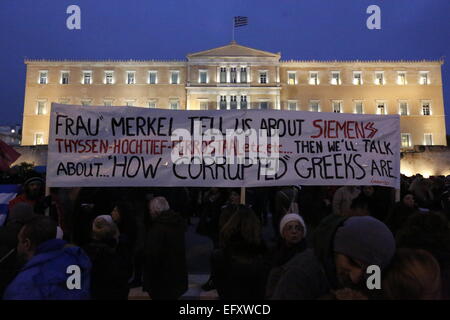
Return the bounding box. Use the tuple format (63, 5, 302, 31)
(47, 103, 400, 188)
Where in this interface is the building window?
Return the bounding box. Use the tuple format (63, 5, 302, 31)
(309, 72, 319, 85)
(36, 101, 46, 115)
(39, 71, 48, 84)
(61, 71, 70, 85)
(199, 70, 208, 84)
(377, 102, 386, 115)
(424, 133, 433, 146)
(355, 101, 363, 114)
(170, 100, 179, 110)
(240, 96, 247, 109)
(81, 100, 91, 106)
(419, 71, 429, 85)
(240, 67, 247, 83)
(148, 100, 157, 109)
(104, 100, 113, 107)
(399, 102, 408, 116)
(422, 102, 431, 115)
(332, 101, 342, 113)
(127, 72, 136, 85)
(105, 71, 114, 84)
(310, 101, 320, 112)
(375, 72, 384, 85)
(288, 72, 297, 85)
(259, 71, 267, 84)
(219, 96, 227, 110)
(230, 96, 238, 109)
(83, 71, 92, 85)
(397, 71, 407, 85)
(148, 71, 158, 84)
(34, 133, 44, 145)
(331, 71, 341, 85)
(401, 133, 412, 148)
(170, 71, 180, 84)
(220, 68, 227, 83)
(59, 98, 70, 104)
(353, 72, 362, 85)
(199, 101, 208, 110)
(259, 101, 268, 110)
(288, 101, 298, 111)
(125, 100, 136, 107)
(230, 68, 237, 83)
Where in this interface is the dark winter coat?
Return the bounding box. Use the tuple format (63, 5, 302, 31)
(143, 210, 188, 300)
(271, 214, 347, 300)
(385, 202, 419, 235)
(265, 239, 307, 298)
(83, 238, 131, 300)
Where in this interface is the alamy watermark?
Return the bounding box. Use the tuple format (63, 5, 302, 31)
(170, 121, 281, 176)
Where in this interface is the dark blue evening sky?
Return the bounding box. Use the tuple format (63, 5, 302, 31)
(1, 0, 449, 133)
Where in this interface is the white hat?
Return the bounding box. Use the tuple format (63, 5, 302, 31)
(279, 213, 307, 238)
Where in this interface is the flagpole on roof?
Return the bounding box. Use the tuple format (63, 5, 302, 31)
(232, 17, 235, 42)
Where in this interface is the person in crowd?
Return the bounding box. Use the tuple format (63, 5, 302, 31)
(265, 213, 307, 298)
(352, 186, 385, 220)
(332, 186, 361, 216)
(0, 203, 35, 297)
(218, 189, 241, 233)
(409, 176, 434, 209)
(202, 188, 241, 291)
(143, 197, 188, 300)
(83, 215, 130, 300)
(347, 197, 370, 217)
(272, 215, 396, 300)
(3, 216, 91, 300)
(197, 187, 226, 240)
(385, 192, 419, 235)
(212, 205, 268, 300)
(8, 177, 45, 213)
(298, 186, 332, 229)
(273, 186, 300, 238)
(110, 202, 137, 250)
(395, 211, 450, 299)
(382, 248, 442, 299)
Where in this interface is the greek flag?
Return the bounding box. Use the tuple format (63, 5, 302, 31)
(234, 16, 248, 28)
(0, 184, 19, 226)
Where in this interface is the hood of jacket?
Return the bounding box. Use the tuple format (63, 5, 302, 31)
(22, 239, 91, 288)
(312, 214, 348, 288)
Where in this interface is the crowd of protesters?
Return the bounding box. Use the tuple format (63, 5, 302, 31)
(1, 173, 450, 300)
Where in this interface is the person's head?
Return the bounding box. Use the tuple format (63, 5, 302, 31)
(17, 216, 57, 262)
(362, 186, 375, 197)
(92, 215, 119, 242)
(220, 205, 261, 247)
(148, 196, 170, 218)
(402, 192, 415, 208)
(279, 213, 306, 245)
(382, 248, 441, 300)
(110, 202, 132, 225)
(228, 189, 240, 205)
(23, 177, 44, 200)
(349, 197, 370, 217)
(333, 216, 396, 288)
(7, 202, 34, 226)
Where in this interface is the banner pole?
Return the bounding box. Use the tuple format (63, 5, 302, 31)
(240, 187, 245, 204)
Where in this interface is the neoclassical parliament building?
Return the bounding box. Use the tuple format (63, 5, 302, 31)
(21, 41, 446, 148)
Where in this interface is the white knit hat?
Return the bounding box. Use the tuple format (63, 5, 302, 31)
(279, 213, 307, 237)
